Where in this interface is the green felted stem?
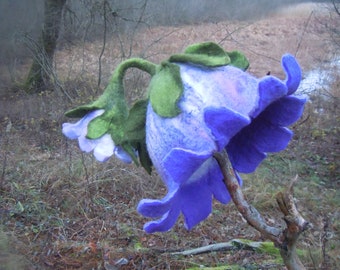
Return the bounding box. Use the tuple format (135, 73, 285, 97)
(65, 58, 156, 118)
(65, 58, 156, 168)
(65, 58, 156, 138)
(87, 58, 155, 141)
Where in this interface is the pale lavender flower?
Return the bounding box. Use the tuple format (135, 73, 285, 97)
(62, 109, 132, 163)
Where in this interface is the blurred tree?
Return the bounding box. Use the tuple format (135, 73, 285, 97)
(25, 0, 66, 93)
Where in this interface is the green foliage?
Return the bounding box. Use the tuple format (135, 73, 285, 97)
(169, 42, 249, 70)
(169, 42, 232, 67)
(122, 99, 153, 173)
(149, 61, 183, 117)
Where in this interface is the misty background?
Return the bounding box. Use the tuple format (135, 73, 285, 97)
(0, 0, 330, 67)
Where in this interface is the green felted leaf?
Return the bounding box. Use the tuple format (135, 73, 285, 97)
(169, 42, 231, 67)
(124, 99, 148, 141)
(86, 114, 110, 139)
(65, 79, 125, 117)
(184, 42, 226, 55)
(149, 62, 183, 118)
(121, 142, 139, 164)
(228, 50, 249, 70)
(65, 104, 100, 118)
(86, 81, 128, 141)
(138, 142, 153, 174)
(121, 99, 153, 173)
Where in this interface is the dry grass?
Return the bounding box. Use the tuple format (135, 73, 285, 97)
(0, 2, 339, 269)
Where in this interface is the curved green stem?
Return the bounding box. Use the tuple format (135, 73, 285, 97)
(65, 58, 156, 118)
(114, 58, 157, 84)
(93, 58, 156, 135)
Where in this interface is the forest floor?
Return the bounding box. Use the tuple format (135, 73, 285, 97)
(0, 2, 339, 270)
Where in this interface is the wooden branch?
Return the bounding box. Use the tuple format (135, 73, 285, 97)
(171, 241, 235, 256)
(171, 239, 277, 256)
(276, 176, 312, 270)
(213, 150, 312, 270)
(213, 151, 281, 242)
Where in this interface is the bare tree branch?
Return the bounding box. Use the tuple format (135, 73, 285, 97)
(97, 0, 109, 90)
(333, 0, 340, 16)
(213, 150, 312, 270)
(171, 239, 276, 257)
(213, 151, 281, 242)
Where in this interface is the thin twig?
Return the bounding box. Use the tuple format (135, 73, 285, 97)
(295, 10, 314, 58)
(97, 0, 108, 90)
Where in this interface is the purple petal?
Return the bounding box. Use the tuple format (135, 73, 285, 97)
(282, 54, 302, 94)
(78, 135, 97, 152)
(138, 199, 172, 218)
(245, 118, 293, 153)
(143, 207, 181, 233)
(180, 179, 213, 229)
(163, 148, 211, 184)
(227, 132, 267, 173)
(261, 96, 306, 126)
(252, 76, 288, 118)
(207, 162, 231, 204)
(138, 157, 234, 232)
(62, 109, 105, 139)
(179, 64, 259, 117)
(137, 185, 179, 218)
(93, 134, 115, 162)
(235, 172, 243, 186)
(62, 123, 81, 139)
(114, 146, 133, 163)
(209, 170, 242, 203)
(204, 107, 250, 151)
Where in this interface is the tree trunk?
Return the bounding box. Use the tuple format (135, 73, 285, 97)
(25, 0, 66, 93)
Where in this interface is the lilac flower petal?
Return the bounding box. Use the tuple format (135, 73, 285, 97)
(163, 148, 211, 184)
(204, 107, 250, 151)
(235, 172, 243, 187)
(137, 186, 179, 218)
(282, 54, 301, 94)
(143, 207, 181, 233)
(62, 109, 105, 139)
(137, 199, 172, 218)
(227, 132, 267, 173)
(252, 76, 287, 118)
(93, 134, 115, 162)
(62, 123, 81, 139)
(114, 146, 133, 163)
(78, 135, 97, 152)
(207, 162, 231, 204)
(180, 179, 213, 229)
(245, 118, 293, 153)
(209, 170, 243, 204)
(261, 96, 306, 126)
(179, 64, 259, 117)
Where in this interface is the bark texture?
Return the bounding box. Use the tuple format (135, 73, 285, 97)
(214, 150, 312, 270)
(25, 0, 66, 93)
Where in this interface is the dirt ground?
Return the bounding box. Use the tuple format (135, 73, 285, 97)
(0, 2, 339, 270)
